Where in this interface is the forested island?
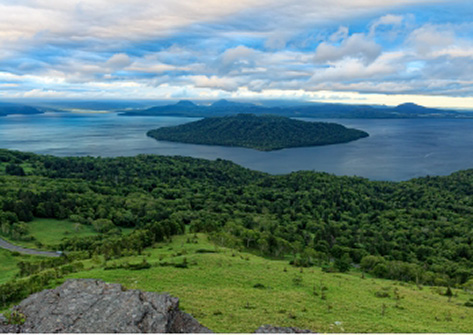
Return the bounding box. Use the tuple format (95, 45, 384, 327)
(147, 114, 369, 151)
(2, 149, 473, 332)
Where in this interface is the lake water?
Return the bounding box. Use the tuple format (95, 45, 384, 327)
(1, 112, 473, 181)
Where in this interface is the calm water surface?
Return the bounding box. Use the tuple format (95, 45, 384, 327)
(1, 112, 473, 181)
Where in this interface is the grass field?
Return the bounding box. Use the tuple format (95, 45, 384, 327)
(1, 218, 133, 250)
(0, 249, 42, 285)
(0, 250, 21, 285)
(63, 234, 473, 333)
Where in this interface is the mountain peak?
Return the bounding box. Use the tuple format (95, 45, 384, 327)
(175, 100, 197, 107)
(211, 99, 256, 108)
(395, 102, 428, 112)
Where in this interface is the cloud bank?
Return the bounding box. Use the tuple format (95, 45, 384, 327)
(1, 0, 473, 107)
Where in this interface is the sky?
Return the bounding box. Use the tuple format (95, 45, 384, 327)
(1, 0, 473, 108)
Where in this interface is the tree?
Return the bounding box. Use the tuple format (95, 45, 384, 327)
(334, 253, 352, 273)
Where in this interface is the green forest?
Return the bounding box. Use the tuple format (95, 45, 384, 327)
(147, 114, 369, 150)
(1, 148, 473, 314)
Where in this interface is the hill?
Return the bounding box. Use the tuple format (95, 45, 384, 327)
(0, 102, 43, 117)
(146, 114, 369, 151)
(1, 149, 473, 331)
(120, 99, 469, 119)
(2, 234, 473, 333)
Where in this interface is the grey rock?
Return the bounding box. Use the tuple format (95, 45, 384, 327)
(255, 325, 313, 333)
(0, 314, 20, 333)
(0, 279, 211, 333)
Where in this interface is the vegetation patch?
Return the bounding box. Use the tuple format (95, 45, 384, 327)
(147, 114, 368, 151)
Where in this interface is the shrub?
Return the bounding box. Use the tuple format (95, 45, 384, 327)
(292, 276, 303, 286)
(375, 290, 391, 298)
(4, 310, 26, 325)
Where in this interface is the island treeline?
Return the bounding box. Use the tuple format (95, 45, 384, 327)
(147, 114, 369, 151)
(1, 148, 473, 299)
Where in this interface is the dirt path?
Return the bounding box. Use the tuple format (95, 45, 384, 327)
(0, 238, 61, 257)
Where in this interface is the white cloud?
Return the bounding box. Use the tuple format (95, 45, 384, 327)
(369, 14, 405, 36)
(2, 0, 473, 105)
(314, 32, 382, 64)
(329, 26, 349, 42)
(106, 53, 132, 69)
(310, 53, 401, 83)
(407, 24, 456, 56)
(190, 75, 241, 91)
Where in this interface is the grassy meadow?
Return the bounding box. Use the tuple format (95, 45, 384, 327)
(59, 234, 473, 333)
(0, 249, 43, 284)
(1, 218, 133, 250)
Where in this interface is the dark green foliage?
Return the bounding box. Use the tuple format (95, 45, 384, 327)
(5, 164, 25, 176)
(375, 290, 391, 298)
(334, 253, 352, 273)
(195, 249, 218, 254)
(0, 270, 57, 309)
(292, 276, 303, 286)
(2, 149, 473, 288)
(253, 283, 266, 289)
(3, 310, 26, 325)
(104, 259, 151, 271)
(445, 286, 453, 298)
(147, 114, 369, 151)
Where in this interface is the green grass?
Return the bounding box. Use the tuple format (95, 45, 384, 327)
(28, 218, 98, 247)
(1, 218, 134, 250)
(64, 234, 473, 333)
(0, 250, 21, 284)
(0, 249, 44, 284)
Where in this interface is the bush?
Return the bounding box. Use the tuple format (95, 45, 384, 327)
(334, 253, 352, 273)
(195, 249, 217, 254)
(5, 164, 25, 176)
(292, 276, 303, 286)
(375, 290, 391, 298)
(3, 310, 26, 325)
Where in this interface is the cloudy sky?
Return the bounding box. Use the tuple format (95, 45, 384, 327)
(1, 0, 473, 107)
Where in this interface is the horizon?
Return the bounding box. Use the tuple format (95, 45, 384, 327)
(3, 97, 473, 112)
(1, 1, 473, 109)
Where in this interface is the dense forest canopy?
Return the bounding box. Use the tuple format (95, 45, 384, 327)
(1, 148, 473, 288)
(147, 114, 369, 151)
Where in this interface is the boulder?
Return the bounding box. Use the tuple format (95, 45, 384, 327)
(0, 279, 211, 333)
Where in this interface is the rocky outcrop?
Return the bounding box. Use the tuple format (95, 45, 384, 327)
(0, 279, 211, 333)
(0, 279, 315, 333)
(255, 325, 312, 333)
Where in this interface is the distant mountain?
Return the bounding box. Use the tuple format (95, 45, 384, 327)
(0, 102, 43, 117)
(210, 99, 257, 109)
(174, 100, 198, 108)
(31, 100, 149, 111)
(393, 102, 457, 115)
(147, 113, 369, 151)
(121, 100, 470, 119)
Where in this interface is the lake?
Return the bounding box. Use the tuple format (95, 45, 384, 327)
(1, 112, 473, 181)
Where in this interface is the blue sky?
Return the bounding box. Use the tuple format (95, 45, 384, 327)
(1, 0, 473, 107)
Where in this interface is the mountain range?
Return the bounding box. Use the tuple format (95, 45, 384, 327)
(120, 99, 470, 119)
